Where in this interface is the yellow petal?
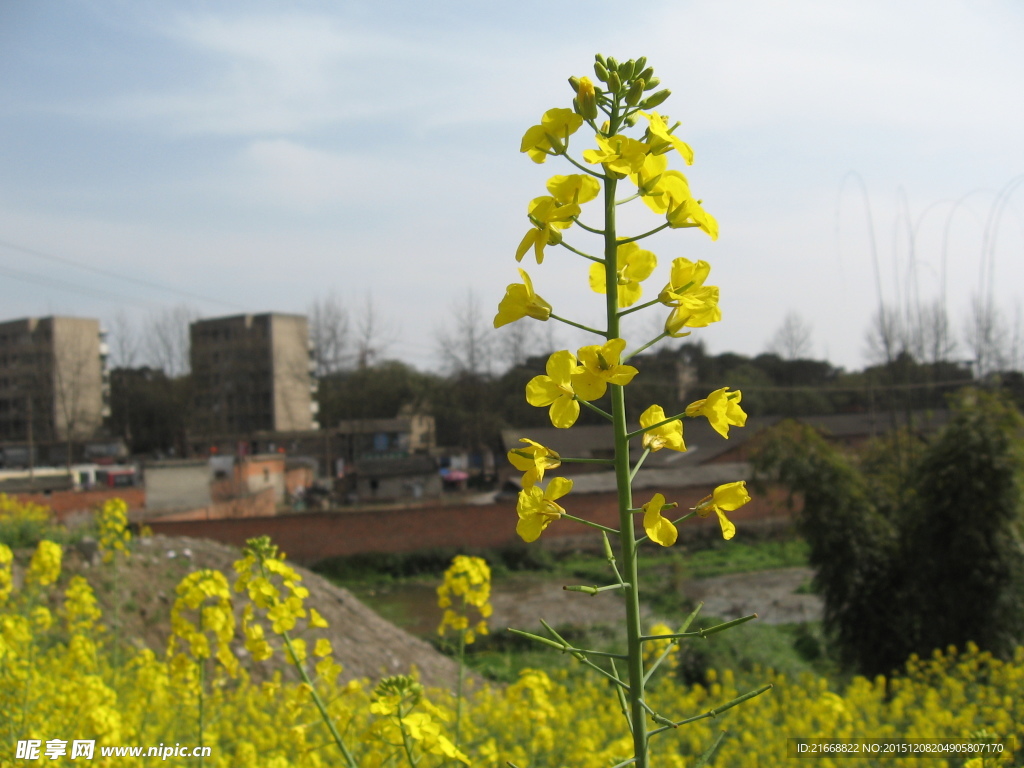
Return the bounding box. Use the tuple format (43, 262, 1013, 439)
(645, 510, 678, 547)
(549, 396, 580, 428)
(713, 481, 751, 511)
(715, 508, 736, 541)
(526, 375, 561, 407)
(544, 476, 574, 501)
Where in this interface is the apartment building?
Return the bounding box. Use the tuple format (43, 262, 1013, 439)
(190, 313, 318, 435)
(0, 316, 109, 443)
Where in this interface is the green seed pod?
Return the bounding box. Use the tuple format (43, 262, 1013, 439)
(638, 67, 654, 83)
(641, 89, 671, 109)
(594, 61, 609, 83)
(607, 70, 621, 93)
(569, 76, 581, 92)
(625, 78, 645, 106)
(633, 57, 647, 78)
(645, 77, 661, 91)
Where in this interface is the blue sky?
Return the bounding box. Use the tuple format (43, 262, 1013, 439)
(1, 0, 1022, 373)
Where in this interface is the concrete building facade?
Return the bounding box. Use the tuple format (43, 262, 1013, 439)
(0, 316, 109, 444)
(190, 313, 318, 435)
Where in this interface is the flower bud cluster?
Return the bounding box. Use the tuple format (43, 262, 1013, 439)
(436, 555, 493, 645)
(573, 54, 668, 117)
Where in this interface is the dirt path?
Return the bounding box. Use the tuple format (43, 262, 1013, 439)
(487, 566, 822, 632)
(681, 567, 822, 625)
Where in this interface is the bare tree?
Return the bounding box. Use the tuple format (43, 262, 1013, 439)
(308, 292, 350, 377)
(917, 299, 958, 365)
(354, 295, 398, 370)
(864, 304, 903, 365)
(108, 310, 141, 369)
(496, 319, 537, 371)
(144, 304, 198, 377)
(768, 311, 813, 360)
(437, 291, 494, 376)
(964, 295, 1008, 378)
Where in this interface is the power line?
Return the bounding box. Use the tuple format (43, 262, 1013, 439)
(0, 237, 245, 310)
(0, 262, 158, 309)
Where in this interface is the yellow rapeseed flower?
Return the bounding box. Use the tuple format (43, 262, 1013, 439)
(693, 481, 751, 540)
(686, 386, 747, 438)
(583, 134, 649, 176)
(639, 404, 686, 452)
(521, 108, 584, 163)
(589, 242, 657, 308)
(546, 173, 601, 205)
(640, 111, 694, 164)
(494, 268, 552, 328)
(526, 350, 604, 429)
(575, 338, 639, 397)
(516, 477, 573, 542)
(516, 196, 580, 264)
(507, 438, 561, 489)
(642, 493, 678, 547)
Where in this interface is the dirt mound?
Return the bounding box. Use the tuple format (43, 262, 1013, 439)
(59, 534, 463, 689)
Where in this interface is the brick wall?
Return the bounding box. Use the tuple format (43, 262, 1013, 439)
(142, 487, 276, 523)
(14, 487, 146, 522)
(149, 484, 796, 565)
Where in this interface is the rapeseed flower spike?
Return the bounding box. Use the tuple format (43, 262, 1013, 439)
(437, 555, 492, 644)
(26, 540, 62, 587)
(96, 498, 131, 564)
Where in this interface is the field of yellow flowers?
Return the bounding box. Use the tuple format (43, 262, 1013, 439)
(1, 496, 1021, 767)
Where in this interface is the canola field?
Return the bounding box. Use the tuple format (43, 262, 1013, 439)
(1, 497, 1021, 767)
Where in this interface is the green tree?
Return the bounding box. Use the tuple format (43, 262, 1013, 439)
(899, 390, 1024, 659)
(751, 421, 905, 674)
(753, 391, 1024, 675)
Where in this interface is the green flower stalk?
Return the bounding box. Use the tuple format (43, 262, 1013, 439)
(497, 53, 771, 768)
